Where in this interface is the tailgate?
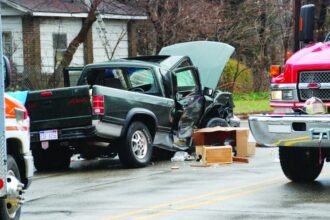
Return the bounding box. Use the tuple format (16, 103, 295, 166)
(26, 85, 92, 131)
(249, 114, 330, 147)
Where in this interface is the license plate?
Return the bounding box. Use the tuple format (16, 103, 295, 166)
(268, 124, 291, 133)
(39, 130, 58, 141)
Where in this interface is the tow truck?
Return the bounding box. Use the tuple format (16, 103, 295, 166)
(249, 4, 330, 182)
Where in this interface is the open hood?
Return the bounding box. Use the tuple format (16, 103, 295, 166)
(159, 41, 235, 90)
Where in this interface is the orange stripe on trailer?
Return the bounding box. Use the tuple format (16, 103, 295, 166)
(5, 95, 26, 119)
(6, 126, 29, 131)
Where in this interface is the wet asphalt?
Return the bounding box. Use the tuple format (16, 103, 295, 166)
(21, 121, 330, 220)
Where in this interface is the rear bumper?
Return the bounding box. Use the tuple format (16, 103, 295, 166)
(23, 152, 34, 189)
(30, 125, 96, 143)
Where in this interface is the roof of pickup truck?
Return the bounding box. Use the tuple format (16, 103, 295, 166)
(85, 55, 188, 72)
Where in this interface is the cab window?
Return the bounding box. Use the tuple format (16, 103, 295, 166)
(127, 67, 160, 95)
(176, 69, 197, 93)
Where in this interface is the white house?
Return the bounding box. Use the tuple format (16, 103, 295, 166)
(0, 0, 146, 75)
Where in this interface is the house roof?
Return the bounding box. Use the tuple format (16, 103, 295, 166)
(3, 0, 147, 19)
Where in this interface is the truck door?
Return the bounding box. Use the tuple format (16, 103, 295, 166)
(172, 67, 203, 146)
(63, 67, 84, 87)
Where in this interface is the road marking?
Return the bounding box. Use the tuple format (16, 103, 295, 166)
(104, 176, 286, 220)
(136, 181, 285, 220)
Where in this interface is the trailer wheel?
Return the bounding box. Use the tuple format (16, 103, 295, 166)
(206, 117, 229, 127)
(279, 146, 324, 182)
(0, 155, 23, 220)
(32, 144, 72, 171)
(119, 122, 153, 168)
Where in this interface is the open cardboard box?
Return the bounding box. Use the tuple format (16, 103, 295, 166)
(193, 126, 252, 161)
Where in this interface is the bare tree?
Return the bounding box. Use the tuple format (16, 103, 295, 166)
(47, 0, 102, 88)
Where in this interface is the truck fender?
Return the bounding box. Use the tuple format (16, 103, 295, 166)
(120, 108, 158, 139)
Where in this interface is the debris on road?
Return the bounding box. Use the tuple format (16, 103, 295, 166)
(191, 126, 254, 166)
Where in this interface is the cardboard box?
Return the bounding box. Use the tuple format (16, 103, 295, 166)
(235, 128, 249, 157)
(195, 145, 232, 165)
(193, 127, 250, 157)
(247, 132, 256, 156)
(247, 142, 256, 156)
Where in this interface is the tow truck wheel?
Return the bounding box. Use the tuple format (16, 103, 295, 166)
(279, 146, 324, 182)
(0, 155, 23, 220)
(119, 121, 153, 168)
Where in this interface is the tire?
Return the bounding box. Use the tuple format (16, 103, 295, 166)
(32, 144, 72, 171)
(206, 117, 229, 127)
(0, 155, 22, 220)
(119, 122, 153, 168)
(279, 146, 324, 182)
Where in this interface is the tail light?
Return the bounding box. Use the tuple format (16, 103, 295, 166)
(23, 109, 28, 120)
(15, 108, 28, 120)
(0, 178, 4, 189)
(270, 65, 281, 78)
(40, 91, 53, 97)
(92, 95, 104, 115)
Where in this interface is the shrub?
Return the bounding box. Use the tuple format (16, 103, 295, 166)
(219, 59, 254, 93)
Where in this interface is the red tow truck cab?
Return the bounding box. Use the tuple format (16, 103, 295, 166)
(269, 4, 330, 112)
(270, 42, 330, 112)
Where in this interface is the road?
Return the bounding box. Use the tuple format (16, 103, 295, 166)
(21, 121, 330, 220)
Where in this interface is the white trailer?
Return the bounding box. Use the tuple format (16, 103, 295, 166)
(0, 8, 34, 220)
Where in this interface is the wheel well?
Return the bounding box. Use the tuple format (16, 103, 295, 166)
(6, 138, 27, 185)
(129, 114, 156, 139)
(201, 104, 232, 127)
(201, 108, 219, 127)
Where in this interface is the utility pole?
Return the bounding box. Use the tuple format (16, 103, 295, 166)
(293, 0, 301, 52)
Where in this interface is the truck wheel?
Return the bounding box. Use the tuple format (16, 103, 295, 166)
(0, 155, 23, 220)
(206, 117, 229, 127)
(279, 147, 324, 182)
(119, 122, 153, 168)
(32, 145, 72, 171)
(53, 148, 72, 170)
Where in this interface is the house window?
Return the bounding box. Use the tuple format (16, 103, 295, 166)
(53, 33, 67, 66)
(2, 32, 12, 58)
(53, 33, 67, 49)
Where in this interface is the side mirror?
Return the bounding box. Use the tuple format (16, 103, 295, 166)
(203, 87, 213, 97)
(3, 56, 11, 88)
(299, 4, 315, 43)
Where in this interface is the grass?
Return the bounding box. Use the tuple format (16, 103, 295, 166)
(233, 92, 273, 114)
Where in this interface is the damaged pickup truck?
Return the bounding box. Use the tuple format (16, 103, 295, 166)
(26, 41, 239, 170)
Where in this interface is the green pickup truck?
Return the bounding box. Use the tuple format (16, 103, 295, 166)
(26, 41, 240, 171)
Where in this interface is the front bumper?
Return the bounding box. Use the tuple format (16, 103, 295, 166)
(249, 114, 330, 147)
(229, 115, 240, 127)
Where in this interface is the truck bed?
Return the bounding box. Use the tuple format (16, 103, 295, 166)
(249, 114, 330, 147)
(25, 85, 92, 132)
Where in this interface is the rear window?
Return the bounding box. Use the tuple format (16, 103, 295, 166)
(85, 66, 161, 96)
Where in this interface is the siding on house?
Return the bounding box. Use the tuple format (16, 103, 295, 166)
(92, 19, 129, 62)
(2, 17, 24, 73)
(1, 0, 146, 75)
(1, 3, 25, 16)
(39, 17, 84, 73)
